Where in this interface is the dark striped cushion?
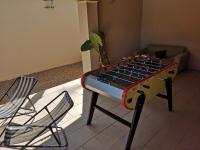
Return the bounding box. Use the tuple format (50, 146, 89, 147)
(0, 76, 37, 119)
(10, 77, 37, 101)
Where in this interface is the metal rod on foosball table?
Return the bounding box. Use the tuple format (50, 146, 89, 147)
(121, 65, 155, 74)
(125, 93, 146, 150)
(102, 72, 135, 84)
(129, 62, 161, 70)
(111, 68, 146, 80)
(110, 70, 141, 80)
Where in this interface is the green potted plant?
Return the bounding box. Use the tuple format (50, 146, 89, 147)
(81, 32, 103, 65)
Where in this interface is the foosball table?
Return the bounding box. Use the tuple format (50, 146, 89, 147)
(81, 55, 178, 150)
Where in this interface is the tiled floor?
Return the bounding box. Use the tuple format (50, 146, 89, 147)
(1, 70, 200, 150)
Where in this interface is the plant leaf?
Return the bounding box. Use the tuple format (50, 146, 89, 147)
(80, 40, 93, 52)
(89, 32, 103, 48)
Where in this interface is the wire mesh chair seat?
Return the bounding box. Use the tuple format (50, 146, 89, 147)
(0, 76, 38, 137)
(0, 76, 38, 118)
(1, 91, 74, 149)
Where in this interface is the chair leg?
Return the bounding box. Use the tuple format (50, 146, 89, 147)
(49, 127, 61, 146)
(27, 97, 36, 111)
(20, 97, 36, 114)
(87, 92, 99, 125)
(60, 127, 68, 146)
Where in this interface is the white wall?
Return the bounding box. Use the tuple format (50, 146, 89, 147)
(0, 0, 81, 81)
(141, 0, 200, 70)
(78, 1, 104, 72)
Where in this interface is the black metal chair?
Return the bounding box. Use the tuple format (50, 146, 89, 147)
(1, 91, 74, 149)
(0, 76, 38, 136)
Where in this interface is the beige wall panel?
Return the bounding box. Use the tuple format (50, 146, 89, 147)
(98, 0, 143, 61)
(141, 0, 200, 70)
(0, 0, 81, 81)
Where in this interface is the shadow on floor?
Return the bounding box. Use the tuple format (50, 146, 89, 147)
(0, 62, 83, 99)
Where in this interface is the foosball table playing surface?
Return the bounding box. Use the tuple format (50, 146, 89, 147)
(81, 55, 178, 150)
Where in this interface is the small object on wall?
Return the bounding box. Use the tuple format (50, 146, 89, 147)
(44, 0, 54, 9)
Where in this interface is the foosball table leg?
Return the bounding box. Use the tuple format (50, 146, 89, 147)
(87, 92, 99, 125)
(165, 78, 173, 112)
(125, 93, 146, 150)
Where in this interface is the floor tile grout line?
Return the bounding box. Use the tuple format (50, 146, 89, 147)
(145, 145, 154, 150)
(75, 107, 133, 150)
(173, 124, 191, 150)
(64, 101, 121, 137)
(143, 129, 160, 149)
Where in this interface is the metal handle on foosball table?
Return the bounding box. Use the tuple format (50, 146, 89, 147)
(168, 70, 175, 74)
(141, 84, 150, 89)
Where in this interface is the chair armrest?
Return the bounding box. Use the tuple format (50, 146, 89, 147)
(6, 125, 31, 130)
(6, 124, 59, 129)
